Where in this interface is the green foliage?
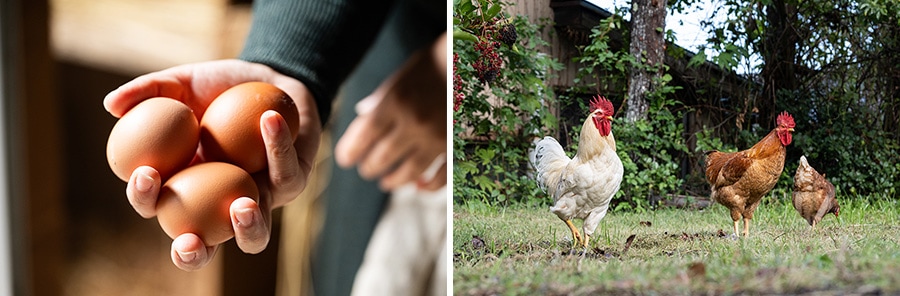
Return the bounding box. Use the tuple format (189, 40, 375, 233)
(613, 98, 689, 212)
(570, 9, 633, 93)
(777, 90, 900, 197)
(453, 0, 563, 206)
(858, 0, 900, 21)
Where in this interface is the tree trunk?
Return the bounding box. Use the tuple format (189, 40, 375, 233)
(883, 22, 900, 141)
(625, 0, 666, 122)
(759, 0, 798, 129)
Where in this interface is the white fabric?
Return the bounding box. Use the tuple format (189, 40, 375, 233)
(351, 184, 447, 296)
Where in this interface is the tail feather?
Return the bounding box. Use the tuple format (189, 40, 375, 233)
(529, 136, 570, 193)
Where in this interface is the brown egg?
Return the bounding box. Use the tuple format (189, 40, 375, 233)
(199, 82, 300, 173)
(156, 162, 259, 246)
(106, 97, 199, 181)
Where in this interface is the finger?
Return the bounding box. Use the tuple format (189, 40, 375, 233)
(230, 197, 270, 254)
(171, 233, 218, 271)
(417, 162, 448, 191)
(357, 128, 414, 180)
(260, 110, 304, 204)
(126, 166, 161, 218)
(103, 72, 190, 118)
(281, 85, 320, 206)
(354, 92, 383, 115)
(378, 148, 436, 191)
(334, 96, 393, 168)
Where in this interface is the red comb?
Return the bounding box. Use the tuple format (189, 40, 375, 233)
(776, 111, 795, 128)
(590, 95, 614, 115)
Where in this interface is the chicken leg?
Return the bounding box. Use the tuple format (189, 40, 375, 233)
(742, 218, 751, 237)
(564, 220, 585, 248)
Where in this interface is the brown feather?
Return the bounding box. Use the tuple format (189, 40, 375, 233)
(792, 156, 839, 226)
(704, 126, 790, 236)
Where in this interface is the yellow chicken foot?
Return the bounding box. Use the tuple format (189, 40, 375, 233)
(742, 218, 751, 237)
(565, 220, 584, 248)
(733, 220, 740, 237)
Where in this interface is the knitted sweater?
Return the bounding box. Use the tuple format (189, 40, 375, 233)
(239, 0, 395, 126)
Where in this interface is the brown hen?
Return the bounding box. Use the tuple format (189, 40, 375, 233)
(705, 112, 795, 237)
(792, 155, 840, 227)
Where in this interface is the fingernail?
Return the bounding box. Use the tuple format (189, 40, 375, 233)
(263, 111, 283, 136)
(354, 95, 379, 115)
(177, 250, 197, 263)
(234, 208, 255, 227)
(135, 173, 153, 193)
(420, 153, 446, 183)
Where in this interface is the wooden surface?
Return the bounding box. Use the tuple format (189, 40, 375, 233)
(11, 0, 66, 295)
(508, 0, 583, 89)
(276, 133, 331, 296)
(51, 0, 251, 75)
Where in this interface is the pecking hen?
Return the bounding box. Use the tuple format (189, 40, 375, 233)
(529, 96, 623, 248)
(705, 112, 795, 237)
(792, 155, 839, 227)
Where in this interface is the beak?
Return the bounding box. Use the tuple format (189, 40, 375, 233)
(788, 128, 795, 132)
(607, 116, 614, 121)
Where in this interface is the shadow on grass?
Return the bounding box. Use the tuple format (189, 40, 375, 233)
(456, 229, 736, 262)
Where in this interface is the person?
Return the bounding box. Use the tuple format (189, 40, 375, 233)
(102, 0, 446, 294)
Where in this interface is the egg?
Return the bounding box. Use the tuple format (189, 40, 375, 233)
(155, 162, 259, 246)
(106, 97, 199, 181)
(199, 82, 300, 173)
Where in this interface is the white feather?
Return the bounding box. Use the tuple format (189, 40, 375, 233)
(528, 122, 624, 240)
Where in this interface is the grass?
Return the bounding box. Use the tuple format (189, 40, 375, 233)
(453, 194, 900, 295)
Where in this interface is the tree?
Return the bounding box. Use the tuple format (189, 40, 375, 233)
(625, 0, 667, 122)
(694, 0, 900, 196)
(759, 0, 799, 129)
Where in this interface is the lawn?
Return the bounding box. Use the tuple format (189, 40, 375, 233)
(453, 195, 900, 295)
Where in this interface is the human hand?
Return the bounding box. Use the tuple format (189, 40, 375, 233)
(335, 33, 447, 191)
(104, 59, 321, 270)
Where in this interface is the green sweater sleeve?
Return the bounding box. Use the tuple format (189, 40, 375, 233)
(239, 0, 395, 126)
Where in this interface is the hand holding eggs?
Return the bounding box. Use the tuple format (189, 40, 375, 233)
(106, 82, 299, 246)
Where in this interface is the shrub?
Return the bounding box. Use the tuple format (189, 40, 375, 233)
(453, 0, 563, 206)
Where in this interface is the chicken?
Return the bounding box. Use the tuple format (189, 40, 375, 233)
(705, 111, 795, 237)
(529, 96, 623, 248)
(792, 155, 839, 227)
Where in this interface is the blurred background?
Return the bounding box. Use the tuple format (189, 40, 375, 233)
(1, 0, 325, 295)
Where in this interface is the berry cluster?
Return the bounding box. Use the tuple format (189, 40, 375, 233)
(498, 23, 517, 46)
(453, 53, 464, 118)
(473, 38, 502, 84)
(455, 6, 521, 124)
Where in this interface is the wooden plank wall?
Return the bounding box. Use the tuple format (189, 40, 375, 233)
(507, 0, 582, 90)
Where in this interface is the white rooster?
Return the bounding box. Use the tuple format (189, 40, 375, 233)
(529, 96, 623, 248)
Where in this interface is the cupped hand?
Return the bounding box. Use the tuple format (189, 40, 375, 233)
(106, 59, 321, 270)
(334, 33, 447, 191)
